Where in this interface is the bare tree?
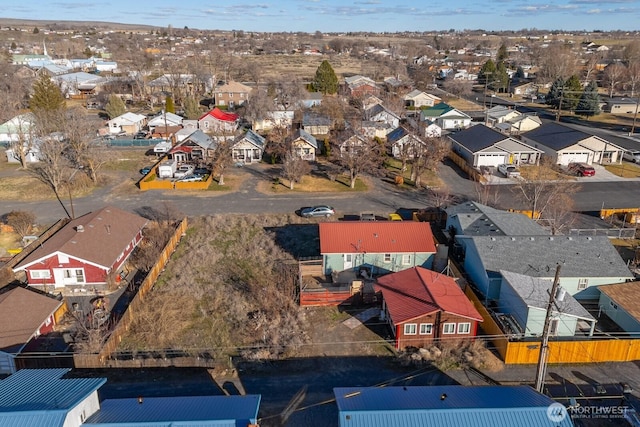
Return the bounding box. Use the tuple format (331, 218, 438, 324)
(4, 210, 36, 238)
(265, 126, 291, 163)
(211, 135, 234, 186)
(331, 136, 384, 189)
(63, 107, 109, 183)
(511, 161, 577, 220)
(474, 182, 501, 207)
(626, 61, 640, 97)
(442, 78, 473, 98)
(7, 114, 36, 169)
(542, 190, 579, 235)
(410, 137, 450, 188)
(533, 43, 578, 83)
(281, 150, 311, 189)
(603, 63, 626, 98)
(27, 137, 73, 218)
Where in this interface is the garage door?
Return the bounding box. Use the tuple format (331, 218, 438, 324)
(477, 154, 507, 167)
(559, 152, 590, 165)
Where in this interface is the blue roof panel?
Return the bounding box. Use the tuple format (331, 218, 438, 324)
(334, 386, 573, 427)
(84, 395, 261, 425)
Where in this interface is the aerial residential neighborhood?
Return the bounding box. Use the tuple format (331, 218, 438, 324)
(2, 10, 640, 427)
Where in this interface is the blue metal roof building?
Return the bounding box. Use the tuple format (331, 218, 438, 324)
(334, 385, 574, 427)
(0, 368, 107, 427)
(84, 395, 261, 427)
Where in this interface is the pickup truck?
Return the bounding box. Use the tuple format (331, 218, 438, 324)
(497, 164, 520, 178)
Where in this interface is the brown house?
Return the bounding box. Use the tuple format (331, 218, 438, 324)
(375, 267, 482, 349)
(213, 81, 252, 109)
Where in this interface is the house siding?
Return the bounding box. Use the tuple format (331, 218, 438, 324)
(394, 312, 478, 349)
(323, 252, 434, 276)
(598, 292, 640, 336)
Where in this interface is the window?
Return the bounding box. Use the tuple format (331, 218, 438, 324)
(30, 270, 51, 279)
(402, 254, 411, 265)
(229, 93, 233, 98)
(443, 323, 456, 334)
(457, 322, 471, 334)
(577, 278, 588, 290)
(64, 269, 85, 283)
(419, 323, 433, 335)
(404, 324, 417, 335)
(549, 318, 559, 336)
(383, 254, 391, 263)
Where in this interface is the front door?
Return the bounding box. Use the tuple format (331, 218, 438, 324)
(344, 254, 353, 270)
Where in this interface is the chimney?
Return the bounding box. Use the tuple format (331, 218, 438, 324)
(76, 225, 84, 232)
(137, 396, 143, 404)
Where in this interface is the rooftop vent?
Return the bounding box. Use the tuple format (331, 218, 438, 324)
(586, 236, 592, 240)
(529, 237, 535, 241)
(76, 225, 84, 232)
(511, 237, 516, 241)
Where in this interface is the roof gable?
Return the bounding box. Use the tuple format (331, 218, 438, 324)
(375, 267, 482, 324)
(14, 206, 148, 272)
(199, 107, 239, 122)
(292, 129, 318, 149)
(235, 129, 265, 149)
(449, 124, 510, 152)
(0, 287, 63, 351)
(0, 368, 106, 415)
(319, 222, 435, 254)
(523, 122, 590, 150)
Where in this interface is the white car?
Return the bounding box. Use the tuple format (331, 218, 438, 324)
(174, 164, 195, 179)
(497, 164, 521, 178)
(623, 150, 640, 163)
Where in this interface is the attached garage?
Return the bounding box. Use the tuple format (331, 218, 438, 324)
(476, 152, 508, 167)
(557, 151, 590, 165)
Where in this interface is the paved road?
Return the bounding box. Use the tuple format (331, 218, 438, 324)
(3, 159, 640, 226)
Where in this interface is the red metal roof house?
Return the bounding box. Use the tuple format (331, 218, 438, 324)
(198, 107, 239, 134)
(12, 206, 148, 293)
(375, 267, 482, 349)
(319, 222, 437, 277)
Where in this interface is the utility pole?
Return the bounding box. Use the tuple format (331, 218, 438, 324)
(535, 264, 563, 393)
(630, 97, 639, 136)
(556, 89, 564, 122)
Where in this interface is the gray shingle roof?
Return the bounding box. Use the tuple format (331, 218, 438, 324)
(449, 125, 511, 153)
(461, 235, 633, 279)
(292, 128, 318, 149)
(500, 270, 594, 320)
(446, 202, 549, 236)
(236, 129, 265, 149)
(523, 122, 590, 150)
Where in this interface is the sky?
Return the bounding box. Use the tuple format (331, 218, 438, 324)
(2, 0, 640, 33)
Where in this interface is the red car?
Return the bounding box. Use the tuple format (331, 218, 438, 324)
(568, 162, 595, 177)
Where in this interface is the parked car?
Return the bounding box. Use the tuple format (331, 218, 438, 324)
(177, 174, 204, 182)
(568, 162, 596, 177)
(497, 164, 521, 178)
(623, 150, 640, 163)
(300, 205, 335, 218)
(139, 166, 153, 175)
(194, 167, 210, 175)
(174, 164, 195, 179)
(360, 212, 376, 221)
(134, 131, 148, 139)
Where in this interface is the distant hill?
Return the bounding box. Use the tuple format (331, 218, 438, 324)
(0, 17, 158, 31)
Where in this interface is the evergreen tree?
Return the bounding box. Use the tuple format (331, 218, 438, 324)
(479, 59, 497, 86)
(183, 96, 201, 120)
(564, 75, 583, 112)
(104, 94, 126, 119)
(165, 96, 175, 114)
(494, 61, 510, 93)
(30, 73, 65, 112)
(312, 60, 339, 94)
(576, 80, 601, 118)
(546, 77, 565, 109)
(496, 43, 508, 63)
(515, 66, 526, 79)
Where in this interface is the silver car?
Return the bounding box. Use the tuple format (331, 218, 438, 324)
(623, 150, 640, 163)
(300, 205, 335, 218)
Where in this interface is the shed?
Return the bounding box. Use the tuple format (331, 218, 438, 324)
(598, 281, 640, 336)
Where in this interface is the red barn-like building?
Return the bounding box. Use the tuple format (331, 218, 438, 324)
(13, 206, 148, 293)
(375, 267, 482, 349)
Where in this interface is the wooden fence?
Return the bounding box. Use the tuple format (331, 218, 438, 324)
(139, 172, 214, 191)
(447, 150, 487, 184)
(465, 283, 640, 364)
(299, 288, 353, 307)
(73, 218, 188, 368)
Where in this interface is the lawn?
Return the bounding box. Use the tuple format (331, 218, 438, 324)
(264, 173, 369, 193)
(605, 162, 640, 178)
(384, 157, 443, 188)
